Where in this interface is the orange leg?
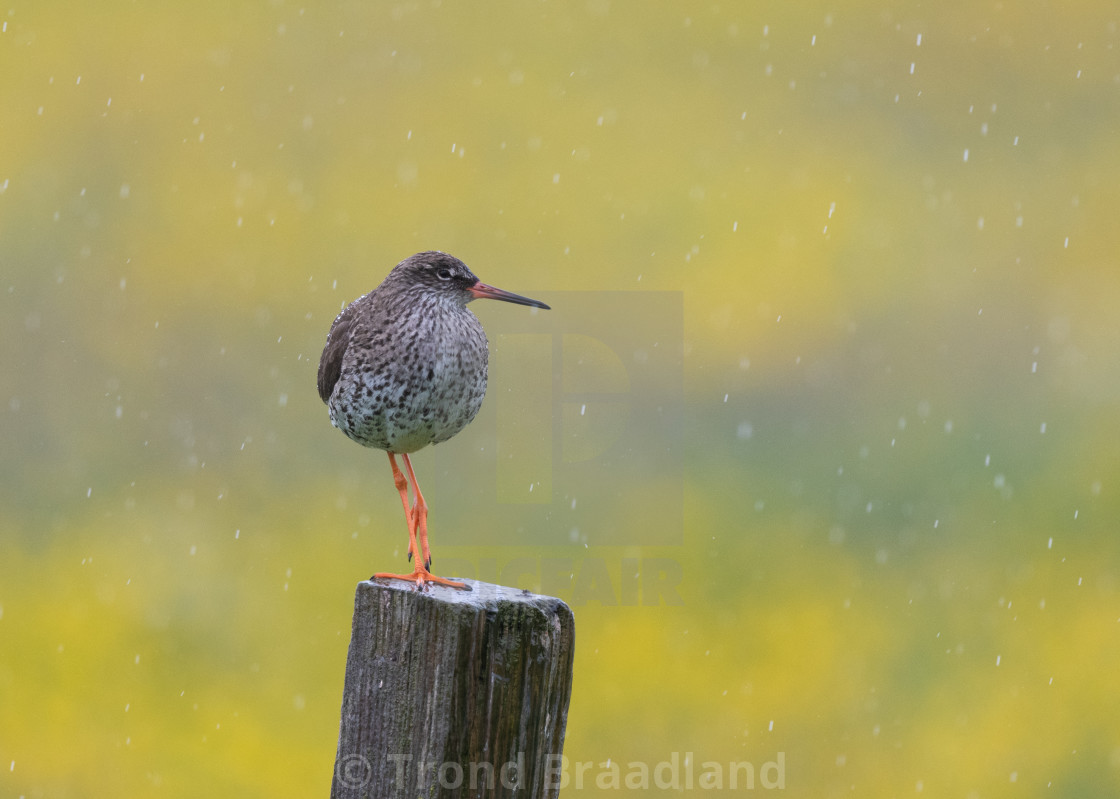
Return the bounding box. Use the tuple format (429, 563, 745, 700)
(372, 452, 469, 591)
(386, 453, 419, 564)
(402, 453, 431, 570)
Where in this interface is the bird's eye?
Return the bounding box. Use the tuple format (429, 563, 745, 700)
(437, 268, 453, 280)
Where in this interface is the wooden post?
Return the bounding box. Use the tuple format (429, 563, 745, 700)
(331, 579, 575, 798)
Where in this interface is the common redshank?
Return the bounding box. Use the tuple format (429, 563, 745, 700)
(317, 251, 550, 590)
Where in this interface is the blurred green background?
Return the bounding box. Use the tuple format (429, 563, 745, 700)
(3, 1, 1119, 796)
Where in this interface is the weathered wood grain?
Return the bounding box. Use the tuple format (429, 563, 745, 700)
(331, 578, 575, 798)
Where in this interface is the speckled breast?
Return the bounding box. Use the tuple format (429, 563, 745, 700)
(328, 308, 490, 454)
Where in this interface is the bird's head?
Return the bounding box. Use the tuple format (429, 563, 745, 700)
(386, 251, 550, 310)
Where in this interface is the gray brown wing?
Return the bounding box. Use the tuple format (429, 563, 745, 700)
(317, 303, 355, 403)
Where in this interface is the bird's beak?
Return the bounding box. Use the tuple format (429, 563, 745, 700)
(468, 282, 550, 310)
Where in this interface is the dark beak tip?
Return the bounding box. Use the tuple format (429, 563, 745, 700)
(470, 282, 550, 310)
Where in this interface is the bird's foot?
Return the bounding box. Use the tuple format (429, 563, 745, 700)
(372, 566, 471, 591)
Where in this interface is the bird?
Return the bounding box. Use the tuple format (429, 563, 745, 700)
(317, 251, 550, 590)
